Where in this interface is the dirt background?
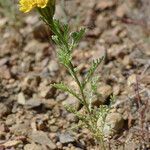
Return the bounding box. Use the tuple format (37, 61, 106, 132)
(0, 0, 150, 149)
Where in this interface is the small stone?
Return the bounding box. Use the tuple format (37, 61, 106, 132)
(24, 143, 42, 150)
(96, 0, 116, 10)
(117, 108, 125, 114)
(25, 15, 39, 25)
(39, 86, 55, 98)
(107, 44, 127, 59)
(94, 84, 112, 105)
(113, 85, 121, 96)
(0, 65, 11, 80)
(24, 40, 49, 54)
(17, 92, 26, 105)
(127, 74, 137, 86)
(66, 113, 78, 123)
(62, 95, 80, 110)
(97, 84, 112, 98)
(122, 55, 133, 67)
(43, 99, 57, 109)
(3, 140, 22, 148)
(25, 98, 42, 109)
(10, 123, 30, 136)
(50, 125, 58, 132)
(0, 18, 8, 28)
(146, 110, 150, 121)
(33, 22, 52, 42)
(56, 142, 63, 149)
(0, 103, 10, 117)
(116, 3, 128, 18)
(0, 57, 9, 66)
(29, 131, 56, 149)
(95, 15, 108, 33)
(5, 114, 16, 126)
(21, 75, 41, 92)
(58, 132, 75, 144)
(48, 60, 59, 73)
(56, 93, 67, 101)
(99, 112, 124, 137)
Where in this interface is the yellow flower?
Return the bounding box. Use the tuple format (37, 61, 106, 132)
(19, 0, 49, 13)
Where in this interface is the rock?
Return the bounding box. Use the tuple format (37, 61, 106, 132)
(104, 34, 121, 45)
(107, 44, 127, 59)
(0, 65, 11, 80)
(3, 140, 22, 148)
(33, 22, 52, 42)
(24, 143, 43, 150)
(24, 40, 49, 54)
(56, 93, 67, 101)
(113, 85, 121, 96)
(25, 15, 39, 25)
(62, 95, 80, 110)
(48, 60, 59, 74)
(43, 99, 57, 109)
(0, 103, 10, 117)
(96, 0, 116, 10)
(50, 125, 59, 132)
(39, 86, 55, 98)
(29, 131, 56, 149)
(124, 142, 137, 150)
(122, 55, 133, 67)
(21, 75, 41, 93)
(95, 84, 113, 104)
(93, 44, 106, 60)
(127, 74, 137, 86)
(95, 15, 109, 33)
(25, 98, 42, 109)
(0, 18, 8, 28)
(17, 92, 26, 105)
(10, 122, 30, 136)
(0, 57, 9, 66)
(66, 113, 78, 123)
(58, 132, 75, 144)
(97, 112, 124, 137)
(146, 110, 150, 121)
(116, 3, 129, 18)
(5, 114, 16, 126)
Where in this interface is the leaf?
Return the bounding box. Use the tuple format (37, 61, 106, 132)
(71, 28, 85, 45)
(62, 24, 69, 41)
(52, 83, 82, 101)
(83, 57, 104, 87)
(57, 49, 71, 68)
(90, 76, 99, 93)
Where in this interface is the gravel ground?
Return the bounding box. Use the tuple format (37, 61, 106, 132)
(0, 0, 150, 149)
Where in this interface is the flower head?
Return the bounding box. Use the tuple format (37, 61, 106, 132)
(19, 0, 49, 13)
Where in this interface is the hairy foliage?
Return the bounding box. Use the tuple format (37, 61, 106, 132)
(50, 19, 111, 149)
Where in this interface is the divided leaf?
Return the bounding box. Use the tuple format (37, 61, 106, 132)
(83, 57, 104, 87)
(52, 83, 81, 101)
(71, 28, 85, 46)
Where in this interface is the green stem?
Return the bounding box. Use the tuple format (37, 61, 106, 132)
(69, 62, 91, 115)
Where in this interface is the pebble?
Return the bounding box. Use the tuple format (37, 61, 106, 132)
(104, 112, 124, 137)
(0, 65, 11, 80)
(2, 140, 22, 148)
(17, 92, 26, 105)
(39, 86, 55, 98)
(63, 95, 80, 110)
(0, 103, 10, 117)
(25, 98, 42, 109)
(127, 74, 137, 86)
(93, 84, 112, 105)
(58, 132, 75, 144)
(48, 60, 59, 73)
(29, 131, 56, 149)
